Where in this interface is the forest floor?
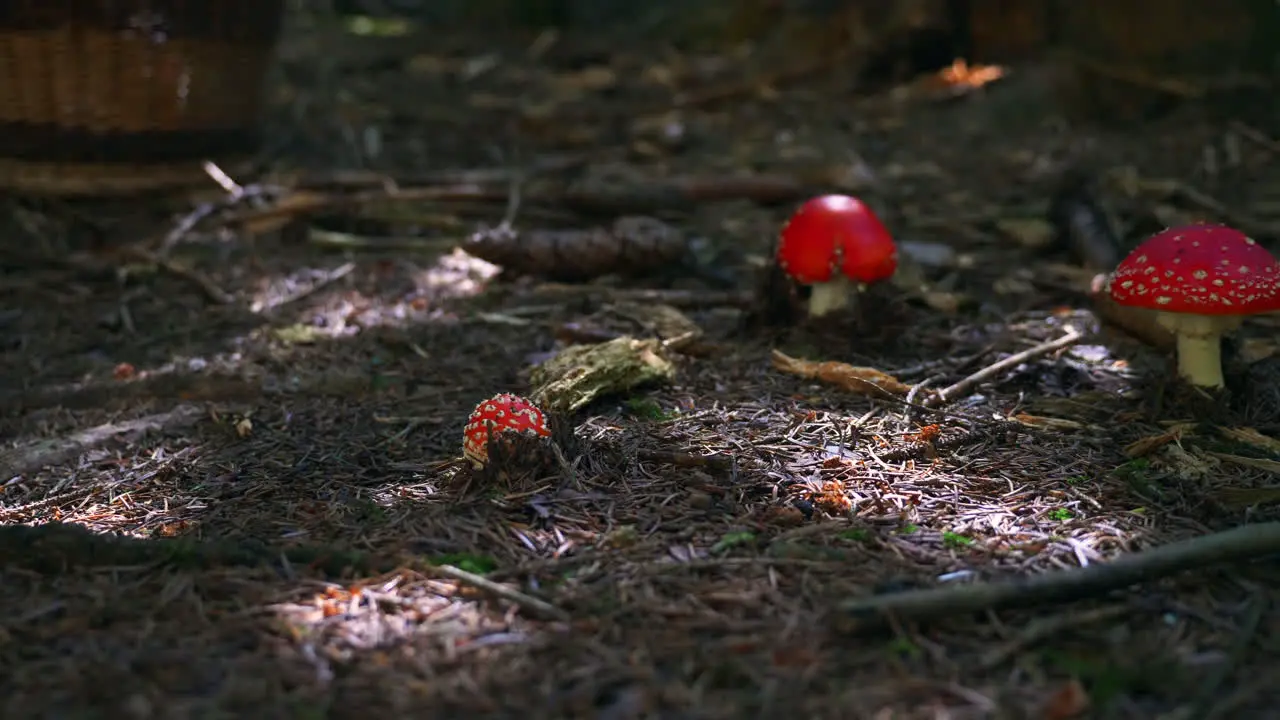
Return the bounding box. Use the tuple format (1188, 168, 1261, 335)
(3, 13, 1280, 720)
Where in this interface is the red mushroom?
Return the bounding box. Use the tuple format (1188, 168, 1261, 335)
(463, 393, 552, 468)
(1108, 223, 1280, 388)
(776, 195, 898, 317)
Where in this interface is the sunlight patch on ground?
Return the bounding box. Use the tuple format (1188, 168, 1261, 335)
(267, 569, 539, 693)
(246, 249, 502, 341)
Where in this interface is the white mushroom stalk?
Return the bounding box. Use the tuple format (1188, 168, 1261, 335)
(807, 275, 853, 317)
(1153, 313, 1242, 389)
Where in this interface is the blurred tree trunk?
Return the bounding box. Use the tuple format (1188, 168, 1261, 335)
(963, 0, 1051, 64)
(1052, 0, 1280, 123)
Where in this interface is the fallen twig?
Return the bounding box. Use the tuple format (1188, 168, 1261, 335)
(223, 172, 815, 231)
(1190, 591, 1267, 720)
(0, 404, 205, 479)
(308, 229, 459, 253)
(1065, 52, 1203, 99)
(977, 604, 1133, 670)
(531, 284, 753, 309)
(0, 521, 390, 576)
(429, 563, 570, 622)
(837, 522, 1280, 629)
(636, 449, 733, 472)
(250, 262, 355, 314)
(120, 246, 235, 304)
(927, 328, 1085, 407)
(287, 154, 588, 192)
(1230, 122, 1280, 155)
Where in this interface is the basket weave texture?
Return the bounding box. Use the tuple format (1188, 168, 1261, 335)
(0, 1, 284, 195)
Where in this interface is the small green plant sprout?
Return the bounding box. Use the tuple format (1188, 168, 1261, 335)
(887, 636, 922, 659)
(838, 528, 872, 543)
(624, 397, 671, 421)
(1046, 507, 1075, 522)
(429, 553, 498, 576)
(942, 531, 973, 549)
(711, 531, 756, 554)
(1114, 457, 1151, 478)
(1114, 457, 1159, 494)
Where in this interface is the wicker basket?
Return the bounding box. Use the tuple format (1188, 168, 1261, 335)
(0, 1, 284, 196)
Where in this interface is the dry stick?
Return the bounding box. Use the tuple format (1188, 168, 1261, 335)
(976, 604, 1132, 671)
(0, 404, 205, 479)
(1229, 121, 1280, 155)
(120, 246, 235, 304)
(429, 563, 570, 622)
(838, 522, 1280, 628)
(531, 283, 754, 309)
(925, 329, 1084, 407)
(1190, 591, 1266, 720)
(251, 262, 355, 314)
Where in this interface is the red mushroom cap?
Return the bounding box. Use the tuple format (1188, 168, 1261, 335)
(776, 195, 898, 284)
(1109, 224, 1280, 315)
(463, 393, 551, 466)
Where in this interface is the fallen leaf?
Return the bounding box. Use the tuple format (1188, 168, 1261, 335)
(1010, 413, 1086, 431)
(1124, 424, 1193, 457)
(771, 350, 923, 398)
(406, 54, 458, 75)
(554, 65, 617, 93)
(239, 190, 329, 236)
(996, 217, 1055, 249)
(1215, 486, 1280, 508)
(993, 273, 1036, 295)
(811, 481, 853, 515)
(1219, 427, 1280, 454)
(755, 506, 805, 527)
(272, 324, 327, 345)
(1042, 678, 1089, 719)
(771, 645, 822, 669)
(920, 290, 968, 314)
(1204, 452, 1280, 474)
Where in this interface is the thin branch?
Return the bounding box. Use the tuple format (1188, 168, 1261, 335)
(837, 522, 1280, 629)
(1191, 591, 1267, 720)
(927, 328, 1084, 407)
(0, 521, 390, 577)
(0, 404, 205, 479)
(977, 605, 1132, 670)
(120, 246, 235, 305)
(429, 564, 570, 621)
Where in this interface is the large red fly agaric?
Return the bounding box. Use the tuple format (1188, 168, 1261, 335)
(462, 393, 552, 468)
(776, 195, 898, 317)
(1108, 223, 1280, 388)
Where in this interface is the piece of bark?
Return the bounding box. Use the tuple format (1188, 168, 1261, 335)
(464, 216, 686, 281)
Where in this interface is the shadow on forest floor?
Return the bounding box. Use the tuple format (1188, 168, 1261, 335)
(3, 11, 1280, 720)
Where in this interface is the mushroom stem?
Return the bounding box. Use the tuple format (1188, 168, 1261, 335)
(1173, 333, 1224, 389)
(1155, 312, 1243, 389)
(807, 276, 852, 317)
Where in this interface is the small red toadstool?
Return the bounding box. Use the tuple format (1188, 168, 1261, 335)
(776, 195, 898, 317)
(1108, 223, 1280, 388)
(463, 393, 552, 468)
